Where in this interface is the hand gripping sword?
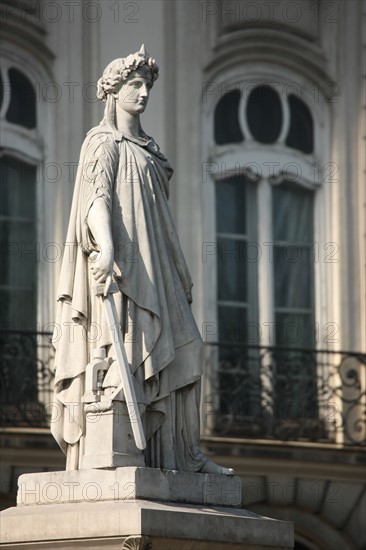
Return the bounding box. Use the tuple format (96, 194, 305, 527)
(93, 279, 146, 451)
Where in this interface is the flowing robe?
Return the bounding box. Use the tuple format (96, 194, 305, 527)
(51, 125, 206, 471)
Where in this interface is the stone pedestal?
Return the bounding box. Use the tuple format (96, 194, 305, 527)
(0, 468, 294, 549)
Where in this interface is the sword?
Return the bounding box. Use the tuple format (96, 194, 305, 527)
(93, 278, 146, 451)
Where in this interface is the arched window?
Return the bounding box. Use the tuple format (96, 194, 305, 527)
(0, 32, 55, 433)
(203, 68, 330, 437)
(0, 63, 42, 331)
(213, 82, 316, 351)
(0, 50, 48, 429)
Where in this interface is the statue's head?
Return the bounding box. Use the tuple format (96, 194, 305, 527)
(97, 45, 159, 103)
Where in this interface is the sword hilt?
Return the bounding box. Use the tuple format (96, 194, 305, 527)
(93, 281, 119, 296)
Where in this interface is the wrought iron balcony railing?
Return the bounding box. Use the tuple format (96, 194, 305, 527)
(0, 331, 54, 428)
(1, 331, 365, 447)
(202, 342, 366, 446)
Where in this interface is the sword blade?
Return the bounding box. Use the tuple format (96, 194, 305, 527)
(102, 294, 146, 451)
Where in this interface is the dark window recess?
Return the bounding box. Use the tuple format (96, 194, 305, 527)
(246, 85, 282, 144)
(214, 90, 243, 145)
(286, 94, 314, 154)
(0, 156, 37, 330)
(6, 68, 36, 129)
(216, 177, 246, 235)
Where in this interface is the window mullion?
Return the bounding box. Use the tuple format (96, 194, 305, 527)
(257, 176, 276, 424)
(257, 176, 275, 346)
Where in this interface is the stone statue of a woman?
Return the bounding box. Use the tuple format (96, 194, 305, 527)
(51, 45, 232, 475)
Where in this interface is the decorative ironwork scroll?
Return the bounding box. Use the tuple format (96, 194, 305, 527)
(203, 343, 366, 446)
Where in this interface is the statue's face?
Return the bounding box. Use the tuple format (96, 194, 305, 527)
(115, 66, 153, 115)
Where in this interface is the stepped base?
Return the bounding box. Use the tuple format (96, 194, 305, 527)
(0, 468, 294, 549)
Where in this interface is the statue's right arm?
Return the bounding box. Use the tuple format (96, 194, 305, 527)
(80, 132, 118, 294)
(88, 197, 114, 293)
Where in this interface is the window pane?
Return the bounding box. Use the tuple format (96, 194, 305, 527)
(0, 289, 37, 331)
(246, 85, 282, 144)
(286, 95, 314, 154)
(217, 238, 247, 302)
(0, 221, 37, 289)
(216, 176, 258, 313)
(0, 157, 37, 330)
(6, 68, 36, 129)
(216, 176, 246, 234)
(218, 305, 247, 344)
(274, 246, 312, 309)
(273, 183, 313, 242)
(275, 312, 314, 349)
(0, 157, 36, 218)
(214, 90, 243, 145)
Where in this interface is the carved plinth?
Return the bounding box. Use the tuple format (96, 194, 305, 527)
(81, 402, 145, 469)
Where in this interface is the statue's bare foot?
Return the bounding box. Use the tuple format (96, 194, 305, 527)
(200, 458, 234, 476)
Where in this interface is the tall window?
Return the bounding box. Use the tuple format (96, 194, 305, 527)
(0, 157, 37, 330)
(0, 66, 38, 331)
(0, 54, 49, 421)
(210, 79, 320, 430)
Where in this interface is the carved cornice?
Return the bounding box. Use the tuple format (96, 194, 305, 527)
(0, 0, 54, 73)
(204, 28, 331, 94)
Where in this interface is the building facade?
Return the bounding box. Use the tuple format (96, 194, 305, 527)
(1, 1, 365, 548)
